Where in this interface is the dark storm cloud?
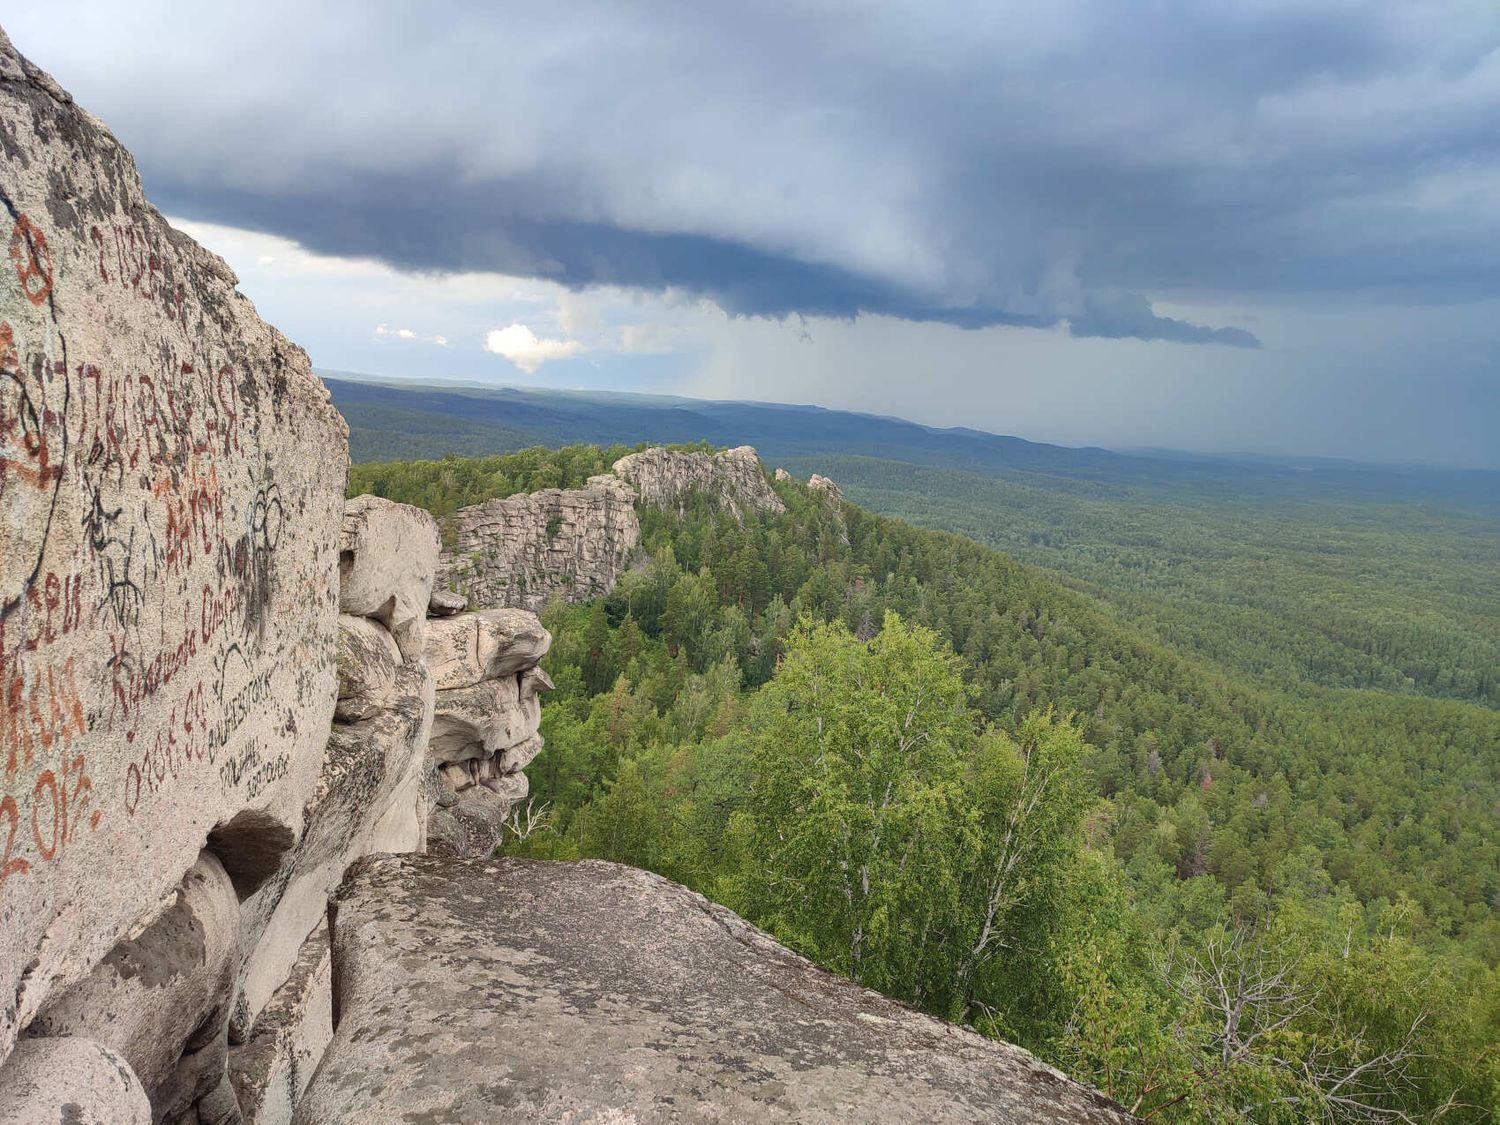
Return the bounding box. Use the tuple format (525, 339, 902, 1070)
(10, 1, 1500, 345)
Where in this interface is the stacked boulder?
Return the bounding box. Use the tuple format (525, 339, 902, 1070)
(423, 607, 553, 857)
(226, 496, 439, 1124)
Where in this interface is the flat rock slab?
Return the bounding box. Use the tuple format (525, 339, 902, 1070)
(298, 856, 1134, 1124)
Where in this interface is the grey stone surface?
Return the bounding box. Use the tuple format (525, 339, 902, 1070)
(421, 607, 552, 857)
(0, 27, 346, 1063)
(613, 444, 786, 520)
(426, 588, 466, 616)
(228, 920, 331, 1125)
(338, 496, 440, 662)
(332, 613, 404, 722)
(26, 852, 239, 1119)
(0, 1037, 151, 1125)
(438, 475, 639, 612)
(297, 855, 1137, 1124)
(426, 775, 528, 858)
(423, 607, 551, 691)
(235, 658, 432, 1035)
(429, 674, 540, 763)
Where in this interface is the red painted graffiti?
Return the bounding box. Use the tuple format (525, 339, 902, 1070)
(8, 215, 53, 307)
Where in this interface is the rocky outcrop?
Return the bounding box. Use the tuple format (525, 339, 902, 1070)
(436, 473, 638, 612)
(423, 609, 552, 857)
(613, 444, 786, 519)
(435, 446, 795, 616)
(0, 31, 444, 1121)
(225, 497, 436, 1124)
(0, 26, 347, 1115)
(298, 855, 1135, 1124)
(808, 472, 845, 504)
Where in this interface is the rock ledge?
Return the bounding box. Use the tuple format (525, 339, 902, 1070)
(298, 855, 1135, 1124)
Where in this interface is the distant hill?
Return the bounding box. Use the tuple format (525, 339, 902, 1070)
(329, 372, 1500, 711)
(325, 373, 1498, 512)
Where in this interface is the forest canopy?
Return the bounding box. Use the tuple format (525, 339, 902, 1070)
(357, 445, 1500, 1121)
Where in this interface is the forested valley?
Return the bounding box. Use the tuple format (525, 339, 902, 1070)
(351, 447, 1500, 1122)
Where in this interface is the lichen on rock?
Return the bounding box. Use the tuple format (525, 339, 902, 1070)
(298, 855, 1137, 1124)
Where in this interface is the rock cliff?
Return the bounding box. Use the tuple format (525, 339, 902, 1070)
(614, 443, 786, 519)
(0, 25, 1130, 1124)
(433, 446, 792, 616)
(0, 24, 351, 1116)
(436, 472, 638, 612)
(808, 471, 845, 504)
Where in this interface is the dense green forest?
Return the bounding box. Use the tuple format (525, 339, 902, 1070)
(785, 455, 1500, 711)
(354, 447, 1500, 1121)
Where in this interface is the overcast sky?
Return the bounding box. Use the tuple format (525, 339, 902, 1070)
(9, 3, 1500, 466)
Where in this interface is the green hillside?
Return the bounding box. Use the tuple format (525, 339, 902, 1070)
(354, 446, 1500, 1121)
(785, 455, 1500, 710)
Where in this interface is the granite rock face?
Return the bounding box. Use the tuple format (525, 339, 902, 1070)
(227, 921, 332, 1125)
(613, 444, 786, 520)
(297, 855, 1136, 1125)
(0, 26, 346, 1073)
(0, 1037, 152, 1125)
(233, 654, 431, 1038)
(338, 495, 440, 662)
(25, 851, 241, 1119)
(224, 496, 435, 1118)
(0, 30, 442, 1121)
(331, 614, 404, 722)
(437, 474, 638, 612)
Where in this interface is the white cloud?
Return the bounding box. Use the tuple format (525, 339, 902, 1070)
(483, 324, 585, 373)
(375, 323, 450, 347)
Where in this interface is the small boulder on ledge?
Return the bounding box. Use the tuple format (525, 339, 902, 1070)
(428, 588, 467, 616)
(296, 855, 1136, 1124)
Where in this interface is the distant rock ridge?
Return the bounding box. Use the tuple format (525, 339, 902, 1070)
(436, 473, 639, 612)
(434, 445, 793, 615)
